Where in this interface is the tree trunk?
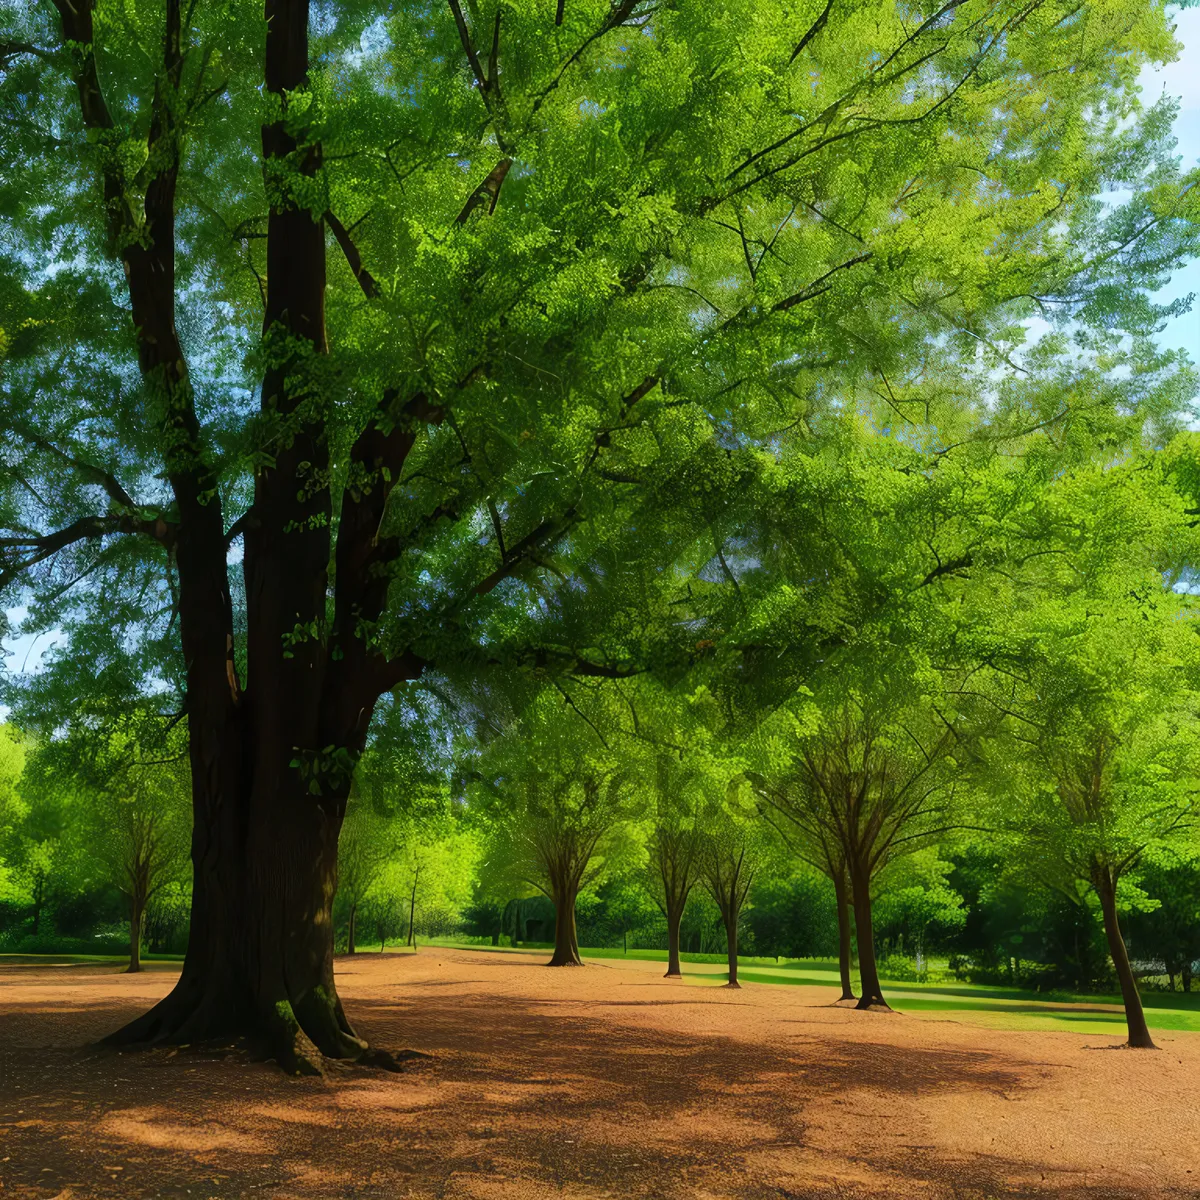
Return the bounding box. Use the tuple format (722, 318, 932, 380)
(1184, 964, 1192, 993)
(48, 0, 430, 1078)
(665, 904, 684, 977)
(103, 775, 413, 1074)
(623, 929, 627, 954)
(127, 892, 144, 974)
(850, 859, 889, 1010)
(347, 903, 357, 955)
(1094, 867, 1156, 1049)
(832, 868, 856, 1002)
(407, 882, 417, 947)
(723, 911, 739, 988)
(548, 886, 583, 966)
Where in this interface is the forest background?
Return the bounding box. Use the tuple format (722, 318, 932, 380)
(3, 0, 1200, 1067)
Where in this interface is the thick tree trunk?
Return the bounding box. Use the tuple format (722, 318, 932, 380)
(723, 912, 739, 988)
(104, 769, 416, 1074)
(850, 860, 889, 1010)
(52, 0, 428, 1077)
(832, 869, 856, 1002)
(548, 887, 583, 966)
(1094, 868, 1156, 1049)
(347, 903, 357, 956)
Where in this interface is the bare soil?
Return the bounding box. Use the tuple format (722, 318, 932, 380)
(1, 946, 1197, 1200)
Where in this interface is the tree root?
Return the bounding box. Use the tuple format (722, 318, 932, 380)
(101, 986, 430, 1076)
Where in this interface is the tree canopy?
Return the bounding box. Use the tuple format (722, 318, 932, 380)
(1, 0, 1199, 1069)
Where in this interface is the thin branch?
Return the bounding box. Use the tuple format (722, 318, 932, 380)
(791, 0, 834, 63)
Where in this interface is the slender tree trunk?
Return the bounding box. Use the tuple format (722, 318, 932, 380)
(127, 892, 144, 974)
(623, 929, 627, 954)
(832, 868, 856, 1002)
(1094, 868, 1156, 1049)
(347, 903, 357, 955)
(548, 884, 583, 966)
(407, 879, 417, 947)
(850, 859, 889, 1010)
(665, 902, 684, 977)
(723, 909, 739, 988)
(1184, 964, 1192, 993)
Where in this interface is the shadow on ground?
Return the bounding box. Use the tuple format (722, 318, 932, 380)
(0, 960, 1185, 1200)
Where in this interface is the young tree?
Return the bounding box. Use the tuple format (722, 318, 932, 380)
(1, 0, 1192, 1070)
(751, 761, 858, 1003)
(752, 689, 961, 1010)
(336, 795, 404, 955)
(473, 690, 643, 966)
(973, 546, 1200, 1048)
(78, 761, 191, 972)
(697, 791, 769, 989)
(643, 754, 705, 977)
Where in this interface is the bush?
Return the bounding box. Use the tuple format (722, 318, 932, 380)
(0, 930, 130, 956)
(877, 953, 927, 983)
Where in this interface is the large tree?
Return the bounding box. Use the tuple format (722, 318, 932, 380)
(0, 0, 1193, 1070)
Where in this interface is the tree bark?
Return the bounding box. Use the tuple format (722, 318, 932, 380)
(850, 858, 889, 1010)
(665, 904, 684, 977)
(832, 868, 856, 1002)
(347, 903, 357, 956)
(1094, 866, 1156, 1049)
(407, 882, 417, 947)
(548, 886, 583, 966)
(46, 0, 428, 1076)
(30, 877, 43, 937)
(127, 893, 144, 974)
(723, 911, 739, 988)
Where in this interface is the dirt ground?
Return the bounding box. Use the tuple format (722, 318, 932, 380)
(1, 947, 1198, 1200)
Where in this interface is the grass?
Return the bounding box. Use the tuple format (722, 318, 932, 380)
(8, 938, 1198, 1038)
(0, 952, 183, 965)
(438, 940, 1200, 1037)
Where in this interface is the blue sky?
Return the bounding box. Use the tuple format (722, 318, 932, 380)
(1148, 5, 1200, 363)
(3, 10, 1200, 701)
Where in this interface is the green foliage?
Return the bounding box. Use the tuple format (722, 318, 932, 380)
(1, 0, 1199, 1026)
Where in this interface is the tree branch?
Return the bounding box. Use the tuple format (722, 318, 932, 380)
(326, 209, 381, 298)
(791, 0, 834, 63)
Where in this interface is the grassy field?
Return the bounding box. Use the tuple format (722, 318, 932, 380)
(8, 940, 1199, 1037)
(435, 940, 1200, 1036)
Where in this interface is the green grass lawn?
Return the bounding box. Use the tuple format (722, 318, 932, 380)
(437, 939, 1200, 1036)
